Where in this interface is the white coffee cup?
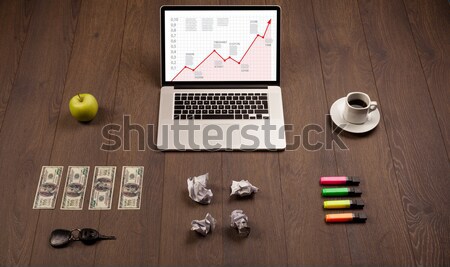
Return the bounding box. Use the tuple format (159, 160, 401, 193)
(343, 92, 377, 124)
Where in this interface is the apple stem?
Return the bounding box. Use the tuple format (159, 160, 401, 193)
(77, 94, 83, 101)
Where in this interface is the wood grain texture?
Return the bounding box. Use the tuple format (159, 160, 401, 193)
(94, 0, 166, 265)
(313, 0, 415, 265)
(0, 0, 80, 264)
(159, 152, 223, 266)
(274, 0, 352, 265)
(403, 0, 450, 158)
(0, 0, 448, 265)
(359, 0, 450, 265)
(222, 152, 286, 266)
(0, 0, 34, 131)
(29, 0, 127, 265)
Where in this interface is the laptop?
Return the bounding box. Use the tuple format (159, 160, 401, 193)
(157, 6, 285, 150)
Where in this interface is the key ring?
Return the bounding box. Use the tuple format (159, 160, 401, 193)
(70, 229, 81, 241)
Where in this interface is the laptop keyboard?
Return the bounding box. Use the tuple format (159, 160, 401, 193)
(173, 93, 269, 120)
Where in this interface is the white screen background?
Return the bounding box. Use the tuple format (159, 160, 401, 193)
(164, 10, 277, 82)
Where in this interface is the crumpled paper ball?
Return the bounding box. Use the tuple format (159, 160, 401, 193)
(191, 213, 216, 236)
(187, 173, 213, 204)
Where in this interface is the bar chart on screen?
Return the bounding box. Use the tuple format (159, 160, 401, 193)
(164, 10, 277, 82)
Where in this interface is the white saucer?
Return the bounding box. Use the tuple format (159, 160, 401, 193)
(330, 97, 380, 133)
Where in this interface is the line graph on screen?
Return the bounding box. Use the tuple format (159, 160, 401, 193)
(170, 19, 273, 82)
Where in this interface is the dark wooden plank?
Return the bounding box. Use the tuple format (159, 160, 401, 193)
(222, 153, 287, 266)
(359, 0, 450, 265)
(28, 0, 127, 265)
(0, 0, 80, 264)
(159, 153, 223, 266)
(404, 0, 450, 158)
(94, 0, 165, 265)
(273, 0, 352, 265)
(0, 0, 34, 130)
(313, 0, 415, 265)
(0, 0, 446, 265)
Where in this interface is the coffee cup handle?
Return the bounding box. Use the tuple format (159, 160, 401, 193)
(368, 101, 378, 113)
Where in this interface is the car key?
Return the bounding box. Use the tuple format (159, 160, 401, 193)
(50, 228, 116, 248)
(79, 228, 116, 245)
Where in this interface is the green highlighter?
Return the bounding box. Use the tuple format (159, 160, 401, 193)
(322, 187, 362, 197)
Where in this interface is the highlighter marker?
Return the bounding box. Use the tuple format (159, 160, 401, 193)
(325, 212, 367, 223)
(323, 199, 365, 209)
(320, 176, 360, 185)
(322, 187, 362, 197)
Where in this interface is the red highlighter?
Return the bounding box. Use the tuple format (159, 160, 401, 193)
(325, 213, 367, 223)
(320, 176, 360, 185)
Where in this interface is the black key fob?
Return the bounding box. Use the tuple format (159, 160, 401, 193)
(50, 229, 72, 248)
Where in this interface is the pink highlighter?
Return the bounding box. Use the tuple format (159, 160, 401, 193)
(320, 176, 360, 186)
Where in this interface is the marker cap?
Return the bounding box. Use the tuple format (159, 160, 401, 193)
(347, 176, 360, 185)
(348, 188, 362, 196)
(352, 212, 367, 222)
(351, 199, 365, 209)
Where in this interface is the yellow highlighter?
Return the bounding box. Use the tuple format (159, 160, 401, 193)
(323, 199, 364, 209)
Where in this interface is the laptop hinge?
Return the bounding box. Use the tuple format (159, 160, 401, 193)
(174, 85, 269, 89)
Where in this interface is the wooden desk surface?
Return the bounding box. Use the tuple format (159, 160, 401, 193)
(0, 0, 448, 265)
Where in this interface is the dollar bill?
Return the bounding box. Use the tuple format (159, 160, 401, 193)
(60, 166, 90, 210)
(118, 166, 144, 210)
(33, 166, 64, 209)
(89, 166, 116, 210)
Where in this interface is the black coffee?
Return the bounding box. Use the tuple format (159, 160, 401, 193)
(348, 99, 368, 108)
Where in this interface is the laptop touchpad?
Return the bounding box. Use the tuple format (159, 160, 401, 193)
(201, 124, 241, 149)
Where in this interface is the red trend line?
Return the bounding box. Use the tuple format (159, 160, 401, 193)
(171, 19, 272, 82)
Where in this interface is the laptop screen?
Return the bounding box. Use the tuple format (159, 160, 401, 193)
(161, 6, 280, 86)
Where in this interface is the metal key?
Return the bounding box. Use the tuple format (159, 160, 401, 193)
(79, 228, 116, 245)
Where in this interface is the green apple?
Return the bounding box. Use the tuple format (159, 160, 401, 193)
(69, 93, 99, 122)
